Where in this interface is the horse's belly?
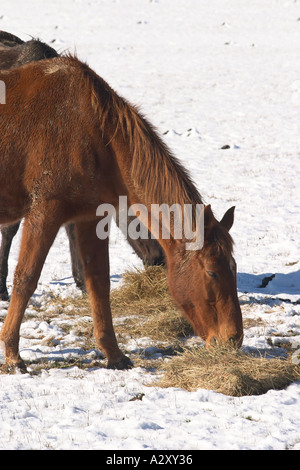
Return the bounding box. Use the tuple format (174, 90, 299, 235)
(0, 191, 28, 224)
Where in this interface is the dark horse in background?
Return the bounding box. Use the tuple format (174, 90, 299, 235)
(0, 49, 243, 372)
(0, 31, 164, 300)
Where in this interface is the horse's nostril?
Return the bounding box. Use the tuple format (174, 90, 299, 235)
(228, 336, 237, 348)
(208, 333, 243, 349)
(228, 334, 243, 348)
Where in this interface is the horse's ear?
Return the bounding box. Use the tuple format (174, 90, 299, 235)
(203, 205, 216, 241)
(220, 206, 235, 232)
(204, 204, 214, 227)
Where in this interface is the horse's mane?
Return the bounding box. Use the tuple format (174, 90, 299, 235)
(68, 55, 203, 209)
(48, 55, 233, 254)
(119, 106, 202, 209)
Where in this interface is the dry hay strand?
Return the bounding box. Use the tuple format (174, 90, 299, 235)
(110, 266, 193, 342)
(153, 346, 300, 397)
(40, 266, 192, 348)
(112, 265, 169, 302)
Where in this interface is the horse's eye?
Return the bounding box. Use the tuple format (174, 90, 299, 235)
(206, 270, 218, 280)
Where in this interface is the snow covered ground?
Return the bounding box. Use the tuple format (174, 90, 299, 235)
(0, 0, 299, 450)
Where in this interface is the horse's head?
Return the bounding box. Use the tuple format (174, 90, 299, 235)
(167, 205, 243, 348)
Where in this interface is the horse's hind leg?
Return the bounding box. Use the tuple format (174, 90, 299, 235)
(65, 223, 85, 291)
(75, 220, 132, 369)
(0, 205, 62, 372)
(0, 222, 21, 300)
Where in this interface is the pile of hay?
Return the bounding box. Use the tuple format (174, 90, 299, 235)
(153, 346, 300, 397)
(44, 266, 299, 396)
(111, 266, 299, 397)
(111, 266, 193, 342)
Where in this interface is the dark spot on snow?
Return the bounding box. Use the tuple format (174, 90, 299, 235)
(259, 274, 275, 288)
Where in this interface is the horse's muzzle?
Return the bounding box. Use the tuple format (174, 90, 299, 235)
(208, 332, 243, 349)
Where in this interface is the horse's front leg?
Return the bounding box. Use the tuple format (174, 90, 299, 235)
(76, 220, 132, 369)
(0, 205, 63, 372)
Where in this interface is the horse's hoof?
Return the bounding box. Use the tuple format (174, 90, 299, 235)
(0, 360, 27, 374)
(0, 291, 9, 301)
(107, 355, 133, 370)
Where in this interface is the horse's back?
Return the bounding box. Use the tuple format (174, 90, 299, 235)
(0, 30, 58, 70)
(0, 30, 24, 48)
(0, 56, 115, 220)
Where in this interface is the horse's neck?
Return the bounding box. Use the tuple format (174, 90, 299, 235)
(105, 108, 202, 256)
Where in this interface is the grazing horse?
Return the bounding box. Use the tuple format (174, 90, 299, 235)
(0, 30, 59, 67)
(0, 55, 243, 371)
(0, 31, 164, 300)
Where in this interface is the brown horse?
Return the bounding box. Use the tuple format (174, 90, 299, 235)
(0, 55, 243, 371)
(0, 31, 164, 300)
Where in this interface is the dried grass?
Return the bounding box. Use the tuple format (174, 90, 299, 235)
(40, 266, 300, 396)
(112, 265, 169, 303)
(153, 346, 300, 396)
(110, 266, 193, 342)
